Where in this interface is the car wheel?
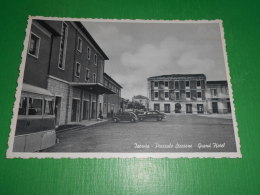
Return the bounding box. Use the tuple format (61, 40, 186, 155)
(130, 118, 135, 123)
(113, 118, 119, 123)
(139, 117, 144, 121)
(157, 117, 162, 121)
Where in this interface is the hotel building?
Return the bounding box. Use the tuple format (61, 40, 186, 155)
(147, 74, 207, 114)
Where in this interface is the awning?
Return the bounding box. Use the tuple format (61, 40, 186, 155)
(22, 83, 53, 97)
(70, 82, 116, 94)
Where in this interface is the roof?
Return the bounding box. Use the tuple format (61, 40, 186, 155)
(148, 74, 206, 80)
(36, 20, 61, 36)
(207, 80, 228, 85)
(104, 73, 122, 89)
(132, 95, 149, 100)
(74, 22, 109, 60)
(22, 83, 53, 96)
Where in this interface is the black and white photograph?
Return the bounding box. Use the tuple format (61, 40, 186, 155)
(7, 16, 241, 158)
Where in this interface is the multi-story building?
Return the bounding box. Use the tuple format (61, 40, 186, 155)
(206, 81, 231, 114)
(132, 95, 149, 109)
(148, 74, 207, 114)
(103, 73, 122, 117)
(14, 19, 123, 151)
(24, 19, 120, 126)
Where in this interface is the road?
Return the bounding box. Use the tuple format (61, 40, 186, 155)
(44, 115, 237, 153)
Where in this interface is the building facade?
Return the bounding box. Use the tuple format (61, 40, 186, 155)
(24, 19, 120, 126)
(103, 73, 122, 118)
(132, 95, 149, 110)
(206, 81, 231, 114)
(148, 74, 207, 114)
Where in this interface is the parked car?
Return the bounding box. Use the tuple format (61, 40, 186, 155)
(137, 111, 166, 121)
(113, 112, 138, 123)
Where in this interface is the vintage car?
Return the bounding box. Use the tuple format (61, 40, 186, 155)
(113, 112, 138, 123)
(137, 110, 166, 121)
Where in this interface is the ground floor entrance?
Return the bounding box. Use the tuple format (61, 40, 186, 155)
(197, 104, 204, 113)
(227, 102, 231, 113)
(154, 104, 160, 111)
(164, 104, 170, 113)
(186, 104, 192, 113)
(71, 99, 80, 122)
(82, 100, 89, 120)
(91, 101, 97, 119)
(212, 102, 218, 113)
(54, 96, 62, 125)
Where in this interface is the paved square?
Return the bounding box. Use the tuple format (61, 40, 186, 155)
(44, 115, 237, 153)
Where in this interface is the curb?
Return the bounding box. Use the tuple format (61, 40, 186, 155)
(56, 120, 111, 134)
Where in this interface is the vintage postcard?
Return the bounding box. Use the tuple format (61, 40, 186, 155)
(7, 16, 241, 158)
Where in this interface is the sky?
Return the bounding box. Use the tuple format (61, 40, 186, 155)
(83, 21, 227, 100)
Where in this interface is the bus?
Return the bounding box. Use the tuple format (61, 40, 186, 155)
(13, 83, 57, 152)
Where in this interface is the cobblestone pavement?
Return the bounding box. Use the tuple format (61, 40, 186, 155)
(43, 115, 237, 153)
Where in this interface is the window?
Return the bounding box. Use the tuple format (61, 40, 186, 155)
(159, 81, 164, 89)
(28, 98, 43, 115)
(176, 92, 180, 100)
(165, 81, 169, 87)
(186, 92, 191, 99)
(165, 92, 169, 98)
(175, 81, 179, 89)
(85, 68, 90, 80)
(154, 92, 159, 98)
(94, 54, 97, 65)
(197, 91, 202, 98)
(58, 22, 68, 69)
(77, 37, 82, 52)
(75, 62, 81, 77)
(28, 33, 40, 58)
(197, 80, 201, 87)
(210, 89, 217, 96)
(100, 60, 104, 83)
(93, 73, 96, 83)
(87, 47, 91, 60)
(185, 81, 190, 88)
(154, 81, 158, 87)
(18, 97, 27, 115)
(44, 100, 54, 115)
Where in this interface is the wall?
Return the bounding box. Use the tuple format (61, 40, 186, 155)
(47, 77, 70, 125)
(0, 0, 260, 195)
(23, 21, 52, 89)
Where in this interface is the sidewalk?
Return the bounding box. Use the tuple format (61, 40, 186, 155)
(56, 119, 110, 133)
(198, 114, 232, 119)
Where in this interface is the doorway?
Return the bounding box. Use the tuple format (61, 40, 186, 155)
(54, 96, 61, 125)
(186, 104, 192, 113)
(197, 104, 204, 114)
(91, 101, 97, 119)
(154, 104, 160, 111)
(71, 99, 80, 122)
(175, 103, 181, 113)
(227, 102, 231, 113)
(164, 104, 170, 113)
(82, 100, 89, 120)
(212, 102, 218, 113)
